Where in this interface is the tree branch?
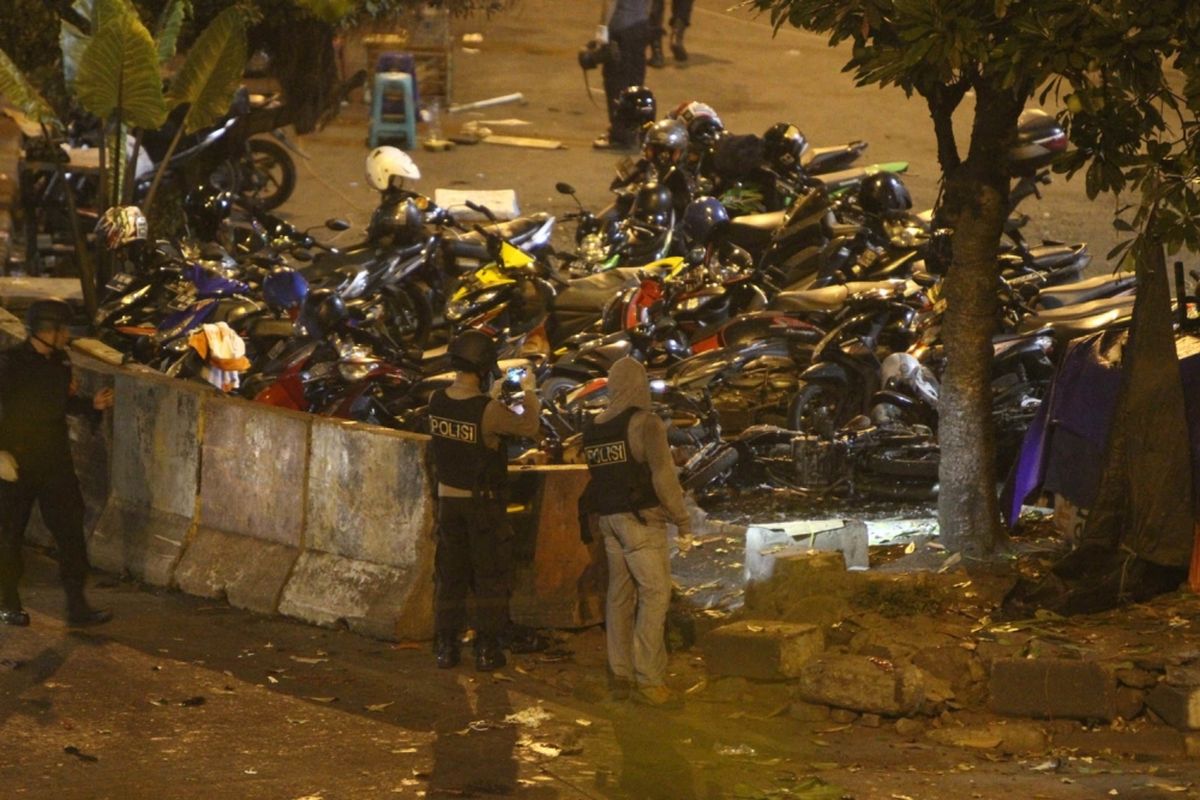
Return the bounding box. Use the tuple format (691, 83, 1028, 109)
(923, 79, 969, 174)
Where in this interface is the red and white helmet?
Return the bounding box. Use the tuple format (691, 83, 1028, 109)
(95, 205, 147, 250)
(365, 146, 421, 192)
(670, 100, 721, 129)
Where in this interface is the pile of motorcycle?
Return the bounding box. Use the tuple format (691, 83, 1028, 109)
(88, 98, 1140, 504)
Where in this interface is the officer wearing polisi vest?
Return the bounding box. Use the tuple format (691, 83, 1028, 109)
(427, 330, 539, 671)
(579, 356, 693, 707)
(0, 299, 113, 628)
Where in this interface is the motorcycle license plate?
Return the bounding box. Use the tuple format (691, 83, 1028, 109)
(105, 272, 135, 292)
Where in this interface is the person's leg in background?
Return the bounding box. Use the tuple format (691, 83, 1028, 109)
(648, 0, 667, 68)
(598, 21, 650, 149)
(36, 469, 106, 625)
(0, 478, 36, 625)
(434, 499, 473, 668)
(670, 0, 694, 61)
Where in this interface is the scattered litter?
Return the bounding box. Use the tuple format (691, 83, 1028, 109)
(527, 742, 562, 758)
(63, 746, 98, 763)
(477, 118, 532, 127)
(491, 672, 514, 682)
(244, 768, 258, 775)
(393, 747, 418, 754)
(267, 676, 279, 685)
(504, 706, 553, 728)
(43, 681, 69, 689)
(449, 92, 524, 114)
(483, 134, 565, 150)
(714, 743, 757, 757)
(293, 795, 324, 800)
(290, 656, 328, 665)
(365, 702, 394, 713)
(575, 719, 593, 727)
(1030, 758, 1061, 772)
(305, 696, 338, 704)
(180, 696, 206, 707)
(462, 33, 484, 44)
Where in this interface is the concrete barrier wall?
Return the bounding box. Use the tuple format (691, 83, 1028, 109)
(280, 419, 435, 640)
(89, 369, 204, 586)
(174, 396, 312, 614)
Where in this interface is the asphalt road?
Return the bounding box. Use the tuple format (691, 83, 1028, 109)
(284, 0, 1125, 272)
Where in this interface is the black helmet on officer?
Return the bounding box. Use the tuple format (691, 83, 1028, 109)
(448, 329, 499, 382)
(857, 172, 913, 218)
(25, 298, 73, 351)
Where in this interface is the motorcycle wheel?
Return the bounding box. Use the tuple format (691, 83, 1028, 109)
(681, 445, 739, 492)
(540, 375, 582, 406)
(787, 380, 851, 437)
(237, 138, 297, 211)
(380, 283, 433, 350)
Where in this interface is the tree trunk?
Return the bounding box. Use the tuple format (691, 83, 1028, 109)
(935, 85, 1024, 557)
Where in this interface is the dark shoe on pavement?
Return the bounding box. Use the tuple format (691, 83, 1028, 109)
(649, 39, 666, 68)
(634, 684, 683, 709)
(670, 26, 688, 61)
(0, 608, 30, 627)
(66, 606, 112, 627)
(435, 632, 461, 669)
(475, 638, 507, 672)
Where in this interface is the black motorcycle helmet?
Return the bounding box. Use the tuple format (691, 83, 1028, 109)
(763, 123, 809, 171)
(681, 196, 730, 247)
(643, 119, 688, 171)
(448, 329, 499, 379)
(614, 86, 657, 133)
(185, 185, 235, 241)
(857, 172, 913, 218)
(298, 288, 348, 338)
(368, 196, 424, 244)
(26, 298, 73, 334)
(687, 115, 725, 151)
(629, 181, 675, 229)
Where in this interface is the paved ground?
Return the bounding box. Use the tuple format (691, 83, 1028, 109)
(5, 551, 1200, 800)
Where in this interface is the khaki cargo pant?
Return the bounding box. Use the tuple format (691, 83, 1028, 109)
(598, 507, 671, 688)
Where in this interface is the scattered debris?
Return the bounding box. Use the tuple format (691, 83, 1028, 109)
(483, 134, 565, 150)
(63, 746, 98, 763)
(365, 702, 394, 713)
(504, 705, 553, 728)
(289, 656, 328, 665)
(449, 93, 525, 114)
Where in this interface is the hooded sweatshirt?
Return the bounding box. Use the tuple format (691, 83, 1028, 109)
(596, 357, 691, 533)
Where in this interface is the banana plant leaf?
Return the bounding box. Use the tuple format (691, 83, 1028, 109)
(0, 49, 60, 127)
(166, 6, 247, 135)
(154, 0, 190, 65)
(74, 12, 168, 130)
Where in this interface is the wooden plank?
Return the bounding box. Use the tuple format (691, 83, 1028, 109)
(483, 134, 565, 150)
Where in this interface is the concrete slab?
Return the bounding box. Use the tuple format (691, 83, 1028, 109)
(794, 654, 932, 716)
(278, 550, 434, 641)
(174, 527, 298, 615)
(703, 620, 824, 680)
(1147, 683, 1200, 730)
(989, 658, 1116, 721)
(305, 419, 433, 565)
(88, 501, 191, 586)
(199, 397, 309, 547)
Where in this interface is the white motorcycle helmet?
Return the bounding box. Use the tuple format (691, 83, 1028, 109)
(365, 146, 421, 192)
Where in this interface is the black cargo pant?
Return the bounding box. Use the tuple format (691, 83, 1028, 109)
(434, 497, 511, 640)
(0, 464, 90, 610)
(650, 0, 694, 34)
(603, 20, 650, 146)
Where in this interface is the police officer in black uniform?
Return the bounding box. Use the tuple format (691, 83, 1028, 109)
(0, 299, 113, 627)
(427, 330, 539, 671)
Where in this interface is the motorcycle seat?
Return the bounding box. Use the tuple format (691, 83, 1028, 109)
(1023, 292, 1134, 324)
(1001, 243, 1087, 273)
(553, 268, 641, 312)
(771, 279, 903, 312)
(1035, 273, 1135, 309)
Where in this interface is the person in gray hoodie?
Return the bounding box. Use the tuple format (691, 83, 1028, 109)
(579, 357, 693, 706)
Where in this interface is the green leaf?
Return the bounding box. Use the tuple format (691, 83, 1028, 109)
(0, 48, 60, 126)
(154, 0, 189, 65)
(60, 19, 89, 86)
(166, 6, 247, 135)
(93, 0, 134, 31)
(73, 13, 168, 129)
(290, 0, 354, 23)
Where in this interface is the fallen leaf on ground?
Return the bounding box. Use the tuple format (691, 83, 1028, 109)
(290, 656, 328, 665)
(365, 702, 394, 712)
(306, 696, 338, 703)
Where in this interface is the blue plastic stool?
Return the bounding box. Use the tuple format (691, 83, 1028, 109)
(375, 51, 419, 111)
(369, 71, 417, 149)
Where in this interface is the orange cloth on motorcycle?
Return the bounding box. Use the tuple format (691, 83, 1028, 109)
(596, 357, 692, 536)
(437, 375, 540, 498)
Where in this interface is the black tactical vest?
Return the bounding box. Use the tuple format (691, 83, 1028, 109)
(581, 407, 659, 516)
(428, 390, 506, 494)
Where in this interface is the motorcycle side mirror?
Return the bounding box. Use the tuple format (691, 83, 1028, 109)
(555, 182, 576, 195)
(325, 218, 351, 232)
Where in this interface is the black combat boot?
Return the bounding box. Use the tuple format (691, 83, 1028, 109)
(435, 631, 461, 669)
(649, 36, 665, 68)
(670, 23, 688, 62)
(65, 590, 112, 627)
(474, 634, 506, 672)
(0, 608, 30, 626)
